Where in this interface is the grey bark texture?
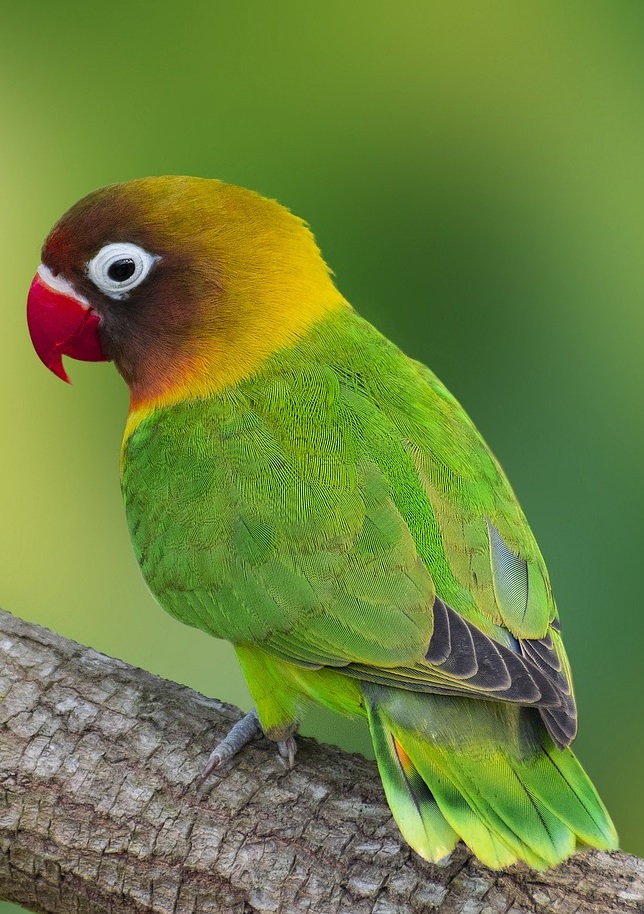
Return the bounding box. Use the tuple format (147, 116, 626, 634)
(1, 609, 642, 914)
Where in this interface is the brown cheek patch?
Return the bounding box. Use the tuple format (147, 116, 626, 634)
(132, 249, 219, 334)
(104, 251, 220, 400)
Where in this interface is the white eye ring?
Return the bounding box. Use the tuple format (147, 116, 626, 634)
(86, 242, 159, 299)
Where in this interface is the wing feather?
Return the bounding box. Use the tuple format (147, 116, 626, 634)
(125, 308, 577, 746)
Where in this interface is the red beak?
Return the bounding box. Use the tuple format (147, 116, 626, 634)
(26, 266, 109, 383)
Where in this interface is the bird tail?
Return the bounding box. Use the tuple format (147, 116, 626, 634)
(363, 683, 617, 870)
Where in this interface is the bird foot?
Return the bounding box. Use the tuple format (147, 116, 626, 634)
(200, 708, 298, 780)
(200, 708, 262, 780)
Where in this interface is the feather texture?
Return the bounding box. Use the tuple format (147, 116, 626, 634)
(364, 686, 615, 870)
(118, 235, 613, 870)
(34, 176, 617, 870)
(123, 306, 561, 669)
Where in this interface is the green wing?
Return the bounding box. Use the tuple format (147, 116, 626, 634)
(122, 306, 575, 745)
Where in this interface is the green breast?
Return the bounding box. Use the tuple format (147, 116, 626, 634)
(121, 306, 550, 660)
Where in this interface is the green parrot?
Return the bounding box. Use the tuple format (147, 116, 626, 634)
(26, 176, 617, 870)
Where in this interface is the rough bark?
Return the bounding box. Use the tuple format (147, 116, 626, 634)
(0, 609, 642, 914)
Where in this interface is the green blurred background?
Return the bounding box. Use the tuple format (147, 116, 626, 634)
(2, 2, 644, 907)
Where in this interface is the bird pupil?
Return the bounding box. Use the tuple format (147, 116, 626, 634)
(108, 258, 136, 282)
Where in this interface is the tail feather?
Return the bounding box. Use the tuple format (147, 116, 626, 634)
(363, 684, 617, 871)
(531, 742, 618, 848)
(368, 704, 459, 863)
(426, 740, 574, 869)
(409, 750, 526, 869)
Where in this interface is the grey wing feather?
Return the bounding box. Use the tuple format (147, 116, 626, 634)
(346, 596, 577, 749)
(423, 598, 577, 747)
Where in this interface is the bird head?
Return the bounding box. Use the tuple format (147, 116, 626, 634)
(27, 176, 343, 409)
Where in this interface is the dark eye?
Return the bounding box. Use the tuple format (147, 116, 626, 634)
(86, 242, 159, 299)
(107, 258, 136, 282)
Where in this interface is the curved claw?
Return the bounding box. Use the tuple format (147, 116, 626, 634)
(200, 708, 262, 782)
(277, 735, 297, 769)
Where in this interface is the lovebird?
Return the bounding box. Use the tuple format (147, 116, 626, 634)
(26, 176, 617, 870)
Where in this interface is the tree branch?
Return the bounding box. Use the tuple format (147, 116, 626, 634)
(0, 609, 641, 914)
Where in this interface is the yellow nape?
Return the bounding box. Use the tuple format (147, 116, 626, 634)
(118, 177, 348, 453)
